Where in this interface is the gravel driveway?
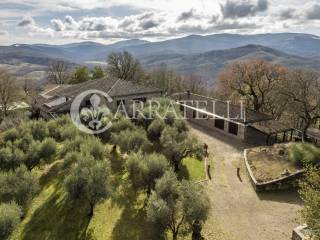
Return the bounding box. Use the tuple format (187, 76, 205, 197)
(190, 124, 303, 240)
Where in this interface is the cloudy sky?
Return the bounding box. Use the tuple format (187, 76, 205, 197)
(0, 0, 319, 45)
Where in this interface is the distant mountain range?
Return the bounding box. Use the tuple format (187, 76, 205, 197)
(1, 33, 320, 83)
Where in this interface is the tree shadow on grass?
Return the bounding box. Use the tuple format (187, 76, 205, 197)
(177, 164, 190, 181)
(21, 184, 91, 240)
(111, 203, 164, 240)
(110, 182, 164, 240)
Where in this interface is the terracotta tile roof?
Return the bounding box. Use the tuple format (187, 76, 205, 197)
(39, 78, 161, 113)
(51, 77, 161, 98)
(251, 120, 293, 134)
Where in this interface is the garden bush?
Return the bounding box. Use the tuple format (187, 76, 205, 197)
(0, 202, 22, 240)
(289, 143, 320, 167)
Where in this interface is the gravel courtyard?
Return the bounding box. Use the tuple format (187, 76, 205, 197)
(191, 124, 303, 240)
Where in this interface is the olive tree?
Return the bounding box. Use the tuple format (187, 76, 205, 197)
(0, 165, 39, 208)
(64, 156, 113, 218)
(0, 202, 22, 240)
(126, 152, 170, 196)
(160, 127, 192, 172)
(147, 171, 209, 240)
(0, 146, 24, 171)
(111, 128, 152, 153)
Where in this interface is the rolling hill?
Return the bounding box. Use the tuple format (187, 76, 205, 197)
(140, 44, 320, 82)
(1, 33, 320, 83)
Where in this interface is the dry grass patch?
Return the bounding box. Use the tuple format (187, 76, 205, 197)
(247, 143, 302, 183)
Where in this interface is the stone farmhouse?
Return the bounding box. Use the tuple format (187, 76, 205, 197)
(37, 77, 162, 119)
(173, 92, 297, 146)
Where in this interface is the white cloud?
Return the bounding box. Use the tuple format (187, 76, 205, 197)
(1, 0, 320, 44)
(17, 16, 35, 27)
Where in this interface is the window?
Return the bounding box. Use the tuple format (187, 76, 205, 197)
(192, 110, 196, 118)
(133, 97, 147, 103)
(229, 122, 238, 135)
(215, 119, 224, 130)
(117, 99, 125, 106)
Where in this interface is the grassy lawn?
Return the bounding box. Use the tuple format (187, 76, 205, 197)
(178, 157, 205, 181)
(10, 154, 169, 240)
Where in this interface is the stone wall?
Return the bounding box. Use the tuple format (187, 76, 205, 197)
(292, 225, 312, 240)
(244, 149, 305, 192)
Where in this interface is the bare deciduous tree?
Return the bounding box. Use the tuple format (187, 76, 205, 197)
(107, 51, 144, 81)
(23, 78, 41, 119)
(281, 69, 320, 140)
(0, 69, 18, 116)
(47, 61, 69, 84)
(217, 59, 287, 113)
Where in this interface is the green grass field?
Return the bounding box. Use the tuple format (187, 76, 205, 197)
(178, 157, 205, 181)
(10, 154, 204, 240)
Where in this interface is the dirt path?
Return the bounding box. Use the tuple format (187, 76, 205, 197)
(191, 124, 303, 240)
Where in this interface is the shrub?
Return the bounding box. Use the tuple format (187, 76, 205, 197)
(0, 165, 39, 207)
(299, 167, 320, 239)
(289, 143, 320, 167)
(0, 202, 22, 240)
(38, 138, 57, 162)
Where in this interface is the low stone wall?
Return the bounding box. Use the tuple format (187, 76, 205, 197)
(244, 149, 305, 192)
(292, 225, 312, 240)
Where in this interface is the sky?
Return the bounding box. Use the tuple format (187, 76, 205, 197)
(0, 0, 320, 45)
